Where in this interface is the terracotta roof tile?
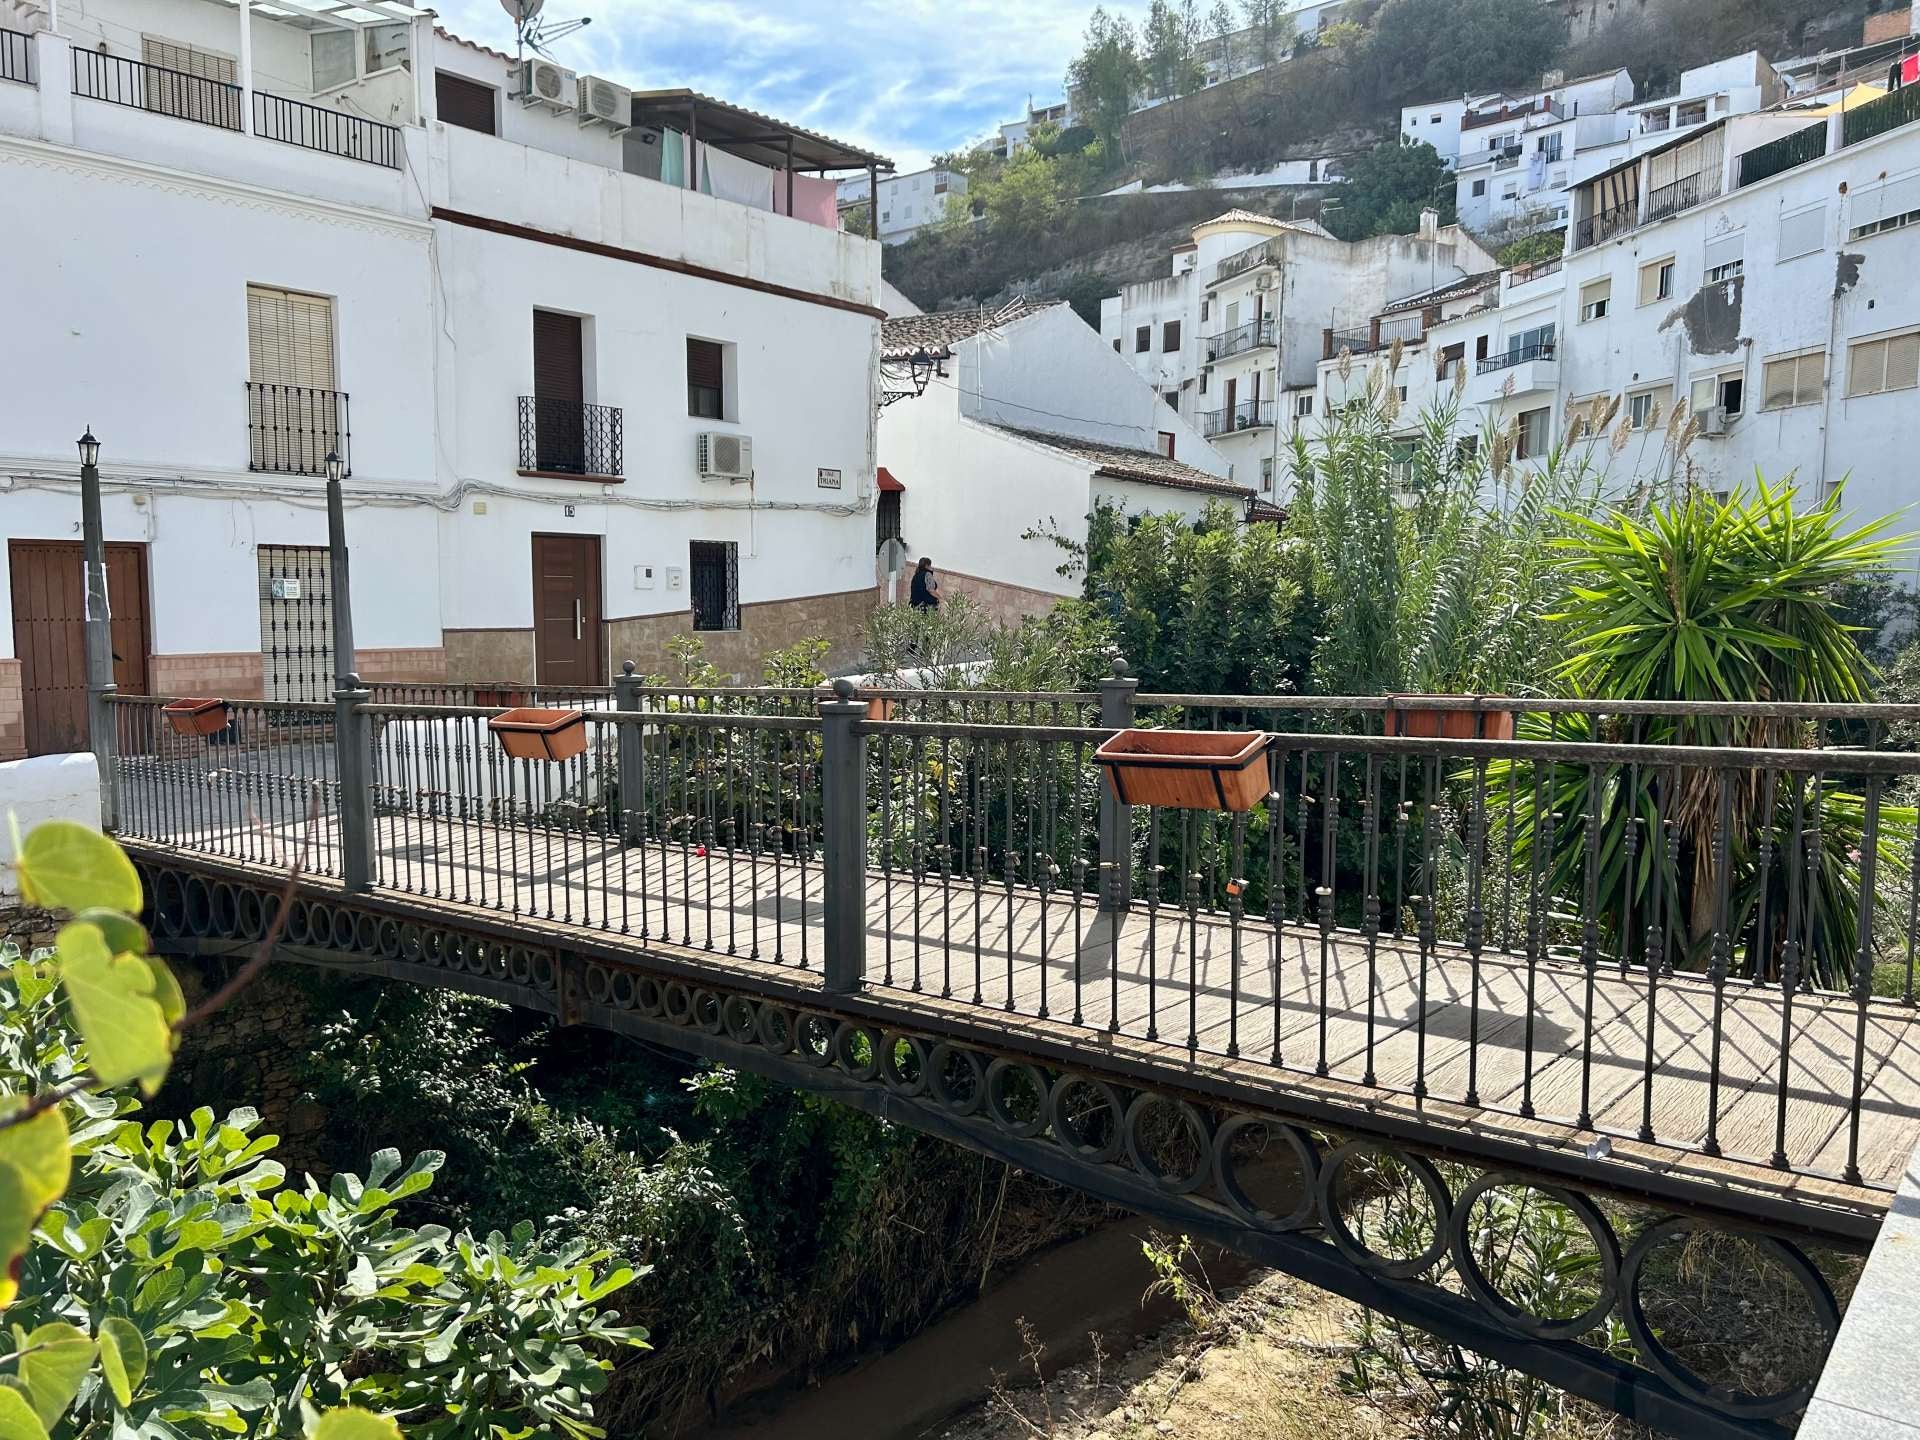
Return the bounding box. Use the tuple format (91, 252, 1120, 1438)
(991, 426, 1252, 498)
(881, 299, 1061, 359)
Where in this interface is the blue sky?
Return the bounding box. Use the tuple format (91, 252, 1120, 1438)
(430, 0, 1152, 171)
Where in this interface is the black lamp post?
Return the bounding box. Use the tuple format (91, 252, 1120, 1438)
(78, 428, 116, 826)
(324, 450, 356, 690)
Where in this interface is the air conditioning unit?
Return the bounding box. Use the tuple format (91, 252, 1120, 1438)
(1700, 405, 1729, 437)
(577, 74, 630, 132)
(516, 58, 576, 113)
(1253, 272, 1276, 291)
(697, 432, 753, 482)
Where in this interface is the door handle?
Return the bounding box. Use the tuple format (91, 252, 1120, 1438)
(574, 599, 584, 641)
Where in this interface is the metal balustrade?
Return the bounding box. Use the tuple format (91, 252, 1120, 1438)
(1201, 399, 1276, 436)
(0, 27, 31, 85)
(517, 396, 624, 477)
(245, 382, 350, 477)
(1644, 171, 1715, 225)
(253, 90, 401, 168)
(1478, 339, 1556, 374)
(1204, 316, 1276, 363)
(72, 49, 242, 131)
(1576, 200, 1639, 250)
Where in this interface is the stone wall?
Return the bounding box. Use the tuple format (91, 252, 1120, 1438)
(150, 652, 266, 700)
(0, 659, 22, 761)
(938, 569, 1068, 630)
(0, 903, 62, 957)
(443, 628, 536, 685)
(608, 587, 876, 682)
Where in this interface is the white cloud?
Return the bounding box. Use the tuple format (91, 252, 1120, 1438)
(428, 0, 1144, 169)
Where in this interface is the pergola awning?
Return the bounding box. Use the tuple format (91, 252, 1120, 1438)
(627, 89, 892, 174)
(203, 0, 431, 30)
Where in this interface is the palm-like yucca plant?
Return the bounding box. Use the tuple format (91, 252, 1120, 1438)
(1488, 479, 1913, 986)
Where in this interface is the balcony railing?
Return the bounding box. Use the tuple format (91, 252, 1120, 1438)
(1644, 171, 1715, 225)
(253, 91, 401, 169)
(1461, 96, 1563, 131)
(1460, 143, 1522, 168)
(1201, 399, 1276, 437)
(1, 27, 31, 85)
(1477, 339, 1556, 374)
(1843, 82, 1920, 148)
(1737, 120, 1829, 188)
(1204, 316, 1276, 363)
(73, 49, 241, 132)
(518, 396, 624, 478)
(1506, 255, 1563, 285)
(246, 382, 351, 478)
(1575, 200, 1638, 250)
(1212, 239, 1278, 285)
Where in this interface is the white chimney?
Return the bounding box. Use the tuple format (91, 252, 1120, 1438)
(1418, 207, 1440, 241)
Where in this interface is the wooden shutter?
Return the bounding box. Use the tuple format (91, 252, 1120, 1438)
(247, 286, 335, 389)
(687, 338, 724, 392)
(533, 311, 584, 403)
(435, 70, 496, 135)
(141, 35, 236, 127)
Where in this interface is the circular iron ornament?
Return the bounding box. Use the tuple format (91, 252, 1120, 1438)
(692, 989, 725, 1035)
(662, 981, 693, 1025)
(377, 918, 403, 961)
(1618, 1217, 1839, 1420)
(420, 928, 446, 966)
(148, 871, 182, 935)
(183, 876, 213, 936)
(1124, 1094, 1213, 1194)
(353, 913, 380, 954)
(929, 1045, 987, 1116)
(635, 975, 665, 1016)
(1047, 1076, 1127, 1165)
(609, 971, 636, 1009)
(398, 922, 423, 961)
(880, 1034, 929, 1097)
(305, 901, 334, 950)
(486, 943, 511, 980)
(447, 935, 473, 973)
(1447, 1174, 1621, 1342)
(833, 1022, 883, 1081)
(722, 996, 758, 1045)
(331, 908, 358, 952)
(236, 887, 267, 942)
(985, 1060, 1051, 1139)
(508, 947, 535, 985)
(756, 1005, 796, 1055)
(584, 964, 612, 1004)
(1316, 1142, 1453, 1280)
(208, 882, 238, 937)
(797, 1014, 837, 1067)
(1211, 1115, 1321, 1231)
(281, 894, 310, 947)
(532, 953, 556, 990)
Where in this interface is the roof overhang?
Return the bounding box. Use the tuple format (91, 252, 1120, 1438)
(203, 0, 430, 30)
(877, 467, 906, 493)
(627, 89, 892, 173)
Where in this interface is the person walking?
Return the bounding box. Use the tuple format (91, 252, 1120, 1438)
(909, 556, 941, 610)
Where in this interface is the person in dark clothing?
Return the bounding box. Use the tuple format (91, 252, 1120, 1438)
(909, 556, 941, 610)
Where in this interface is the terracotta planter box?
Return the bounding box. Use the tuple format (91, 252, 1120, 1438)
(162, 697, 232, 738)
(865, 696, 894, 721)
(1095, 729, 1270, 812)
(1383, 697, 1516, 742)
(488, 707, 589, 762)
(472, 687, 529, 708)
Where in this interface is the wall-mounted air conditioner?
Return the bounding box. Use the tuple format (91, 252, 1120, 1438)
(1700, 405, 1729, 437)
(577, 74, 630, 132)
(517, 58, 577, 113)
(697, 432, 754, 482)
(1253, 272, 1276, 291)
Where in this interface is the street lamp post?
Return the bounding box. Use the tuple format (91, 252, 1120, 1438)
(324, 450, 356, 689)
(77, 428, 118, 829)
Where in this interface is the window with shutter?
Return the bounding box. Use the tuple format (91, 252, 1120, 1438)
(1637, 258, 1674, 306)
(1703, 230, 1744, 283)
(1778, 204, 1825, 261)
(1847, 331, 1920, 397)
(1762, 351, 1824, 409)
(1580, 278, 1611, 321)
(435, 71, 497, 135)
(141, 35, 237, 127)
(1163, 320, 1181, 352)
(687, 338, 726, 419)
(1849, 172, 1920, 239)
(247, 286, 340, 476)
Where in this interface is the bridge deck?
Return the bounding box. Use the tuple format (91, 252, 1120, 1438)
(130, 802, 1920, 1226)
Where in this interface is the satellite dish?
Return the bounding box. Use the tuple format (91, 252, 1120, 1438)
(500, 0, 544, 20)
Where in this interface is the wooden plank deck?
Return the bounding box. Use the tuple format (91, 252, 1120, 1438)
(125, 802, 1920, 1213)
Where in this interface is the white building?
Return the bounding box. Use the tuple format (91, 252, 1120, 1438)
(1099, 210, 1497, 496)
(1311, 85, 1920, 554)
(1437, 70, 1636, 239)
(0, 0, 890, 757)
(877, 301, 1246, 620)
(993, 99, 1073, 158)
(836, 164, 968, 244)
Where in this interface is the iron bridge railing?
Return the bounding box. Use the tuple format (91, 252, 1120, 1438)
(102, 676, 1920, 1197)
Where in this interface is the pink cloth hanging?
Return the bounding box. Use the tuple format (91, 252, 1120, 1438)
(773, 170, 842, 228)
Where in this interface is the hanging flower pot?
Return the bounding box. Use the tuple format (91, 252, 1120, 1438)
(488, 707, 589, 762)
(1095, 729, 1269, 812)
(162, 697, 232, 738)
(1383, 696, 1517, 741)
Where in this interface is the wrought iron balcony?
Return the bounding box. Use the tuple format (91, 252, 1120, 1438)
(518, 397, 624, 478)
(245, 382, 350, 478)
(253, 91, 402, 169)
(1477, 339, 1556, 375)
(1575, 200, 1638, 250)
(1, 27, 31, 85)
(72, 49, 241, 132)
(1203, 317, 1276, 363)
(1644, 171, 1716, 225)
(1201, 399, 1276, 437)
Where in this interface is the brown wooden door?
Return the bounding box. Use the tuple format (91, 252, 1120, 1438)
(532, 310, 585, 473)
(1224, 376, 1237, 422)
(9, 540, 150, 756)
(531, 534, 603, 686)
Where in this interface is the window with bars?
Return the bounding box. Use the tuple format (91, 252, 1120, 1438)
(257, 545, 334, 703)
(246, 285, 343, 476)
(687, 338, 727, 419)
(690, 541, 739, 632)
(1763, 351, 1825, 409)
(876, 490, 902, 549)
(1847, 331, 1920, 398)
